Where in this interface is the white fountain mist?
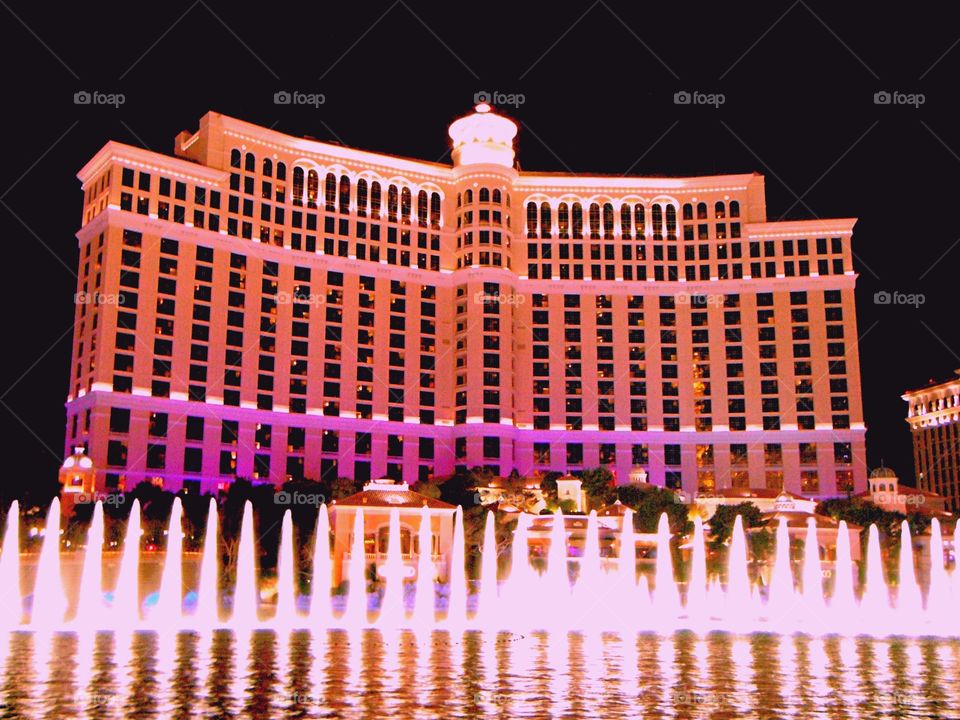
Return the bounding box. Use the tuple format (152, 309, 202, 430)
(685, 515, 708, 625)
(0, 501, 20, 627)
(154, 497, 184, 626)
(377, 508, 405, 627)
(341, 508, 367, 626)
(31, 498, 66, 627)
(412, 505, 435, 627)
(275, 510, 298, 628)
(74, 501, 106, 627)
(193, 498, 219, 628)
(445, 506, 467, 626)
(310, 504, 332, 625)
(231, 501, 258, 628)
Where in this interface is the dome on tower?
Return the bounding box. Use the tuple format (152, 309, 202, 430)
(447, 104, 518, 168)
(869, 465, 897, 479)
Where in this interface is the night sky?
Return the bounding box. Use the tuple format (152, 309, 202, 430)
(1, 1, 957, 493)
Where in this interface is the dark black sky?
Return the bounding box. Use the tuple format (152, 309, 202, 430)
(1, 0, 957, 492)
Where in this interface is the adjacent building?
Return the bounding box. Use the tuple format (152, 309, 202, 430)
(65, 104, 868, 499)
(904, 373, 960, 511)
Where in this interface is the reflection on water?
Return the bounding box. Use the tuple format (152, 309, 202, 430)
(0, 630, 955, 719)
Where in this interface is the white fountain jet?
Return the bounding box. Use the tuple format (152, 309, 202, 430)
(377, 508, 406, 628)
(860, 524, 892, 634)
(538, 509, 571, 630)
(723, 514, 754, 633)
(0, 501, 21, 628)
(764, 518, 796, 630)
(684, 514, 709, 629)
(926, 518, 950, 631)
(310, 504, 332, 626)
(411, 505, 435, 628)
(30, 498, 67, 627)
(829, 519, 857, 633)
(444, 506, 468, 628)
(192, 498, 220, 629)
(73, 501, 107, 628)
(501, 511, 532, 630)
(112, 499, 142, 627)
(474, 511, 500, 628)
(799, 517, 826, 631)
(153, 497, 184, 627)
(895, 520, 923, 635)
(275, 509, 300, 629)
(340, 507, 368, 627)
(231, 500, 259, 628)
(651, 513, 679, 630)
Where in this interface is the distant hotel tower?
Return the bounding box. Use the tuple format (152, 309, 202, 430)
(904, 371, 960, 511)
(66, 104, 867, 498)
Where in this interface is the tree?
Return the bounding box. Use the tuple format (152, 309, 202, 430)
(621, 484, 690, 535)
(580, 467, 615, 504)
(330, 476, 362, 500)
(707, 502, 765, 551)
(413, 481, 441, 499)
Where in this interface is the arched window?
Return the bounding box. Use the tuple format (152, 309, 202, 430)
(526, 202, 538, 236)
(634, 204, 645, 237)
(324, 173, 336, 210)
(620, 205, 632, 238)
(307, 170, 319, 208)
(339, 175, 350, 213)
(572, 203, 583, 238)
(244, 152, 255, 172)
(602, 203, 614, 238)
(430, 192, 441, 228)
(652, 205, 663, 240)
(714, 201, 726, 219)
(540, 202, 552, 238)
(479, 187, 490, 203)
(730, 200, 740, 218)
(558, 203, 570, 238)
(456, 192, 462, 208)
(492, 189, 502, 204)
(417, 190, 428, 226)
(400, 187, 412, 223)
(262, 158, 273, 177)
(292, 167, 304, 205)
(370, 182, 382, 217)
(682, 203, 693, 221)
(276, 162, 286, 181)
(696, 202, 707, 220)
(387, 185, 398, 221)
(589, 203, 601, 239)
(230, 149, 241, 168)
(356, 179, 368, 216)
(666, 205, 677, 239)
(464, 189, 473, 204)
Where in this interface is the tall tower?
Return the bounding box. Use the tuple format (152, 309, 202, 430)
(447, 105, 519, 474)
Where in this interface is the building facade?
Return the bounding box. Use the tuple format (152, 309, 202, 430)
(66, 105, 867, 498)
(904, 372, 960, 511)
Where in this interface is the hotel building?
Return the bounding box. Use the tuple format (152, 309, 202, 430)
(65, 104, 867, 498)
(904, 372, 960, 511)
